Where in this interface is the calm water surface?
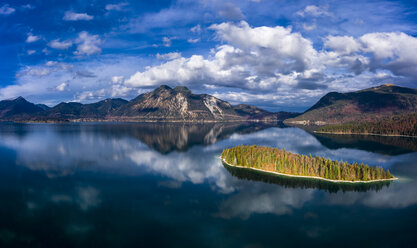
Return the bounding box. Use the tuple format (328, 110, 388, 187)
(0, 122, 416, 247)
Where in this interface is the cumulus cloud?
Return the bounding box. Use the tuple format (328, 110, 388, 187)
(26, 33, 40, 43)
(125, 46, 246, 88)
(324, 35, 361, 55)
(74, 31, 102, 55)
(0, 4, 15, 15)
(63, 11, 93, 21)
(3, 18, 417, 110)
(48, 39, 73, 50)
(322, 32, 417, 78)
(359, 32, 417, 77)
(120, 21, 417, 109)
(210, 21, 319, 73)
(125, 21, 322, 93)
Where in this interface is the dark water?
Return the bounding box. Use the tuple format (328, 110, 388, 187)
(0, 122, 416, 247)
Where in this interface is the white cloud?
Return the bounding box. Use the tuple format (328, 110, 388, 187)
(187, 38, 200, 43)
(210, 21, 319, 72)
(27, 50, 36, 55)
(156, 52, 182, 60)
(4, 20, 417, 109)
(297, 5, 330, 17)
(162, 37, 173, 47)
(74, 31, 102, 56)
(105, 3, 129, 11)
(190, 24, 202, 34)
(0, 4, 15, 15)
(111, 76, 124, 84)
(26, 33, 40, 43)
(45, 61, 58, 66)
(360, 32, 417, 78)
(125, 45, 247, 88)
(302, 23, 317, 31)
(322, 32, 417, 78)
(121, 21, 417, 109)
(324, 35, 361, 54)
(0, 55, 144, 104)
(48, 39, 73, 50)
(56, 82, 68, 92)
(16, 67, 55, 77)
(63, 11, 93, 21)
(125, 21, 322, 91)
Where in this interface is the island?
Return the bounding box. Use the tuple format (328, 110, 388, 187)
(221, 145, 397, 183)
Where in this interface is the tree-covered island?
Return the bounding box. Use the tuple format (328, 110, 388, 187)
(221, 145, 396, 183)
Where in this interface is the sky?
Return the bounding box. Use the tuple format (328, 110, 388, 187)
(0, 0, 417, 112)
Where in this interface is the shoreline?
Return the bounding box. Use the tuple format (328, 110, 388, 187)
(220, 158, 398, 184)
(314, 131, 417, 138)
(2, 119, 283, 124)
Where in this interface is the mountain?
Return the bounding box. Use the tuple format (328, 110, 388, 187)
(44, 98, 128, 120)
(0, 86, 296, 122)
(110, 85, 294, 121)
(36, 104, 50, 110)
(285, 84, 417, 125)
(0, 97, 44, 120)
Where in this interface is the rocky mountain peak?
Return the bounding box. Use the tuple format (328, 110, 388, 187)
(155, 85, 172, 92)
(14, 96, 27, 102)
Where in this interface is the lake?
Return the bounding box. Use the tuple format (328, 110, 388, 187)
(0, 122, 416, 247)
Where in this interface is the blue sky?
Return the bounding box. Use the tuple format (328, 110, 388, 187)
(1, 0, 417, 111)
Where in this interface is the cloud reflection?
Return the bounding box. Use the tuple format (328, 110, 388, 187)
(0, 123, 416, 218)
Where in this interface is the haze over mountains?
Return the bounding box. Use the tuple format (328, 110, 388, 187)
(0, 85, 298, 122)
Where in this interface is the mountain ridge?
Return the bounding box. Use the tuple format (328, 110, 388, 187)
(0, 85, 299, 122)
(285, 84, 417, 125)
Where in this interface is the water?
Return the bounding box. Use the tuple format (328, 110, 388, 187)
(0, 122, 416, 247)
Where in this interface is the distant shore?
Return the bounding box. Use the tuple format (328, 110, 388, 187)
(314, 131, 417, 138)
(1, 118, 284, 124)
(221, 158, 398, 184)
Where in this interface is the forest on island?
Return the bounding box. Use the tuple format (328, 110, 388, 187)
(317, 113, 417, 137)
(221, 145, 394, 181)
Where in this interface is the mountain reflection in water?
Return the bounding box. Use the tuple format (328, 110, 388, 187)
(0, 122, 417, 247)
(313, 132, 417, 155)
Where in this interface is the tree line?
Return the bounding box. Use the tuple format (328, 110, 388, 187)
(221, 145, 394, 181)
(317, 113, 417, 137)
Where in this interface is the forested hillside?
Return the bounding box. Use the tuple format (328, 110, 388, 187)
(317, 113, 417, 137)
(221, 145, 394, 182)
